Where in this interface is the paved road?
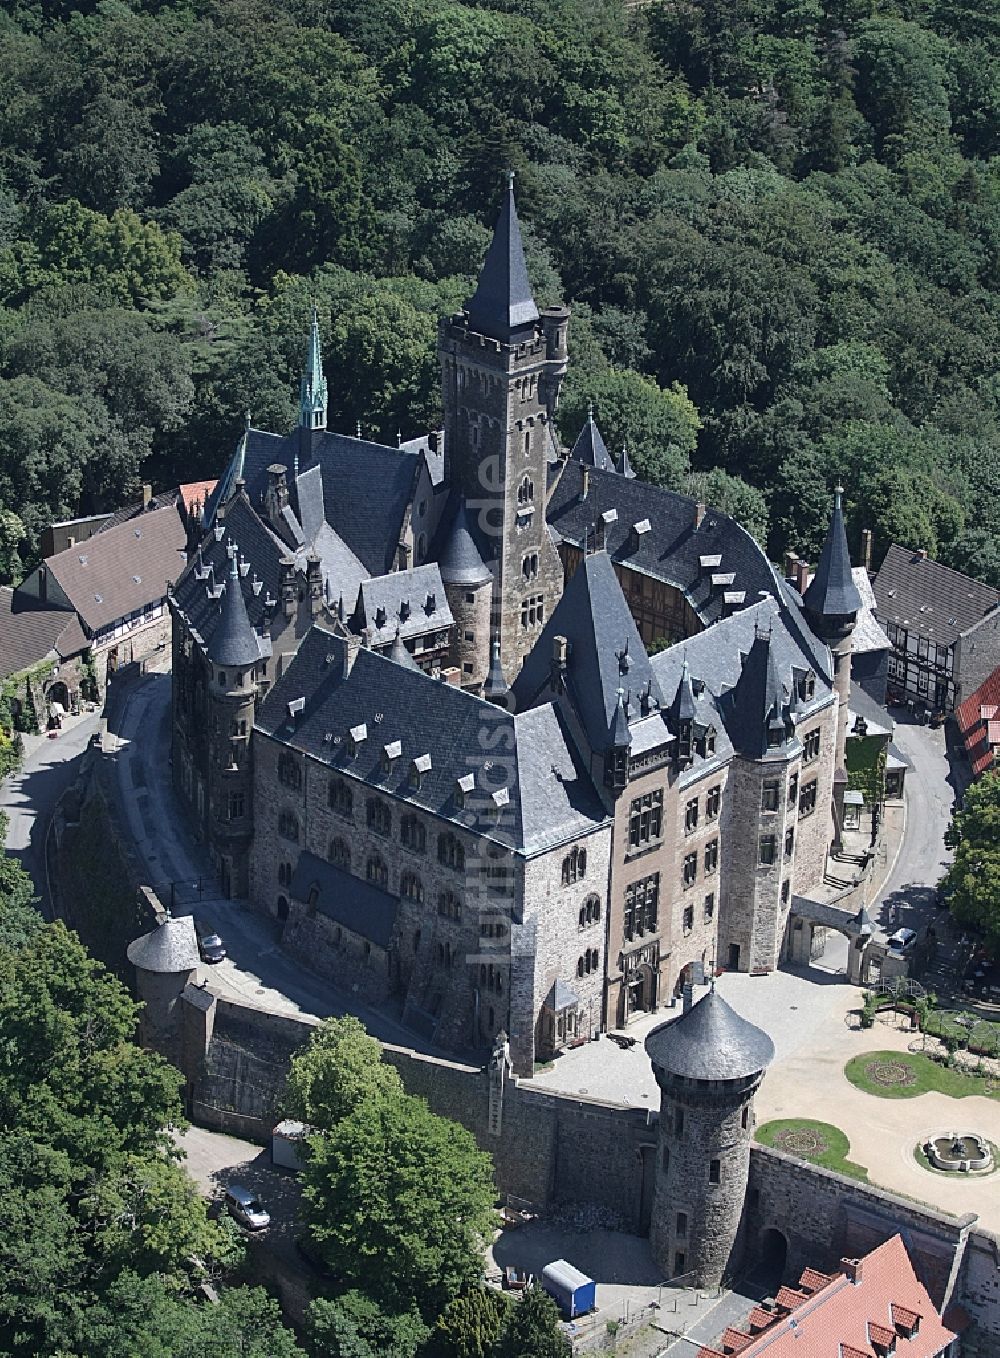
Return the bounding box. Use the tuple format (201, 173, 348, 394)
(0, 710, 101, 917)
(871, 715, 960, 940)
(106, 670, 444, 1053)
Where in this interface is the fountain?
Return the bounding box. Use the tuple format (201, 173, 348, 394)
(922, 1131, 993, 1173)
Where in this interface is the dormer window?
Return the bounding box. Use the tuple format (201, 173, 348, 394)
(800, 670, 816, 701)
(375, 606, 387, 628)
(381, 739, 402, 776)
(409, 753, 432, 789)
(346, 722, 367, 758)
(424, 591, 437, 615)
(705, 726, 717, 755)
(455, 773, 475, 809)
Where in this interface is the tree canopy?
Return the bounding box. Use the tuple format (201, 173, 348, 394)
(943, 769, 1000, 952)
(0, 0, 996, 585)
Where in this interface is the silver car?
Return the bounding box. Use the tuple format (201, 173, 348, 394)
(224, 1184, 270, 1230)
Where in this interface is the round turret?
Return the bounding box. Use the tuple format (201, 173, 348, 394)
(645, 988, 774, 1288)
(439, 501, 493, 688)
(127, 913, 200, 1049)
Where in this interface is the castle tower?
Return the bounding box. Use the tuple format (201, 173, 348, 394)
(646, 988, 774, 1287)
(126, 912, 200, 1059)
(205, 549, 263, 896)
(438, 172, 570, 682)
(802, 487, 861, 852)
(438, 499, 493, 688)
(298, 306, 328, 463)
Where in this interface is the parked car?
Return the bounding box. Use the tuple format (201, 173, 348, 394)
(223, 1184, 270, 1231)
(888, 927, 918, 953)
(198, 931, 226, 964)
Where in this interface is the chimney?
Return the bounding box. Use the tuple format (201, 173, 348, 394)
(694, 501, 706, 529)
(551, 634, 569, 692)
(306, 552, 323, 617)
(141, 482, 153, 510)
(860, 528, 873, 572)
(784, 550, 800, 585)
(795, 559, 810, 594)
(266, 463, 289, 527)
(280, 556, 297, 619)
(580, 467, 590, 501)
(916, 548, 928, 561)
(841, 1258, 863, 1284)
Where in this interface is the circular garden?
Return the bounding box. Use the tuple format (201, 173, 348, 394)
(756, 1119, 868, 1181)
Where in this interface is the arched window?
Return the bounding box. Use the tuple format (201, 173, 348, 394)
(577, 956, 585, 978)
(306, 884, 319, 917)
(437, 832, 465, 871)
(517, 475, 534, 506)
(585, 895, 601, 924)
(366, 855, 388, 888)
(328, 838, 351, 869)
(328, 779, 353, 819)
(366, 797, 392, 837)
(278, 810, 299, 842)
(400, 814, 426, 853)
(561, 846, 587, 886)
(438, 891, 462, 921)
(277, 861, 292, 887)
(400, 871, 423, 903)
(277, 752, 301, 790)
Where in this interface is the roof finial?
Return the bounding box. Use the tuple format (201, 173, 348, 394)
(356, 419, 362, 440)
(298, 305, 327, 433)
(834, 483, 844, 511)
(505, 167, 515, 188)
(244, 410, 251, 432)
(587, 400, 594, 423)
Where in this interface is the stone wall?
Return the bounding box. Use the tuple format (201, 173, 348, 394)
(792, 699, 840, 893)
(956, 607, 1000, 707)
(747, 1144, 975, 1309)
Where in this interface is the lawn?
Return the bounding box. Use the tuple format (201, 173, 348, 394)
(756, 1119, 869, 1181)
(844, 1050, 1000, 1101)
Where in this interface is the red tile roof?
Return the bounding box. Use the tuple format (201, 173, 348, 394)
(955, 665, 1000, 775)
(868, 1320, 896, 1349)
(722, 1237, 954, 1358)
(179, 479, 217, 515)
(801, 1267, 838, 1294)
(720, 1326, 754, 1353)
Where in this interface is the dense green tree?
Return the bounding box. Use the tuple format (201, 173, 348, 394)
(492, 1287, 570, 1358)
(302, 1089, 496, 1321)
(426, 1288, 512, 1358)
(284, 1014, 404, 1128)
(307, 1290, 427, 1358)
(943, 769, 1000, 951)
(685, 468, 769, 545)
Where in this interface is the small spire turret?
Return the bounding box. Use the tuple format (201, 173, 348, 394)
(298, 306, 328, 434)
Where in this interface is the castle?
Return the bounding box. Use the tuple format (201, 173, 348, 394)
(169, 176, 864, 1076)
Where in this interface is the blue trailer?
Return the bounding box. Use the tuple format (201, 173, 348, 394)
(540, 1259, 597, 1319)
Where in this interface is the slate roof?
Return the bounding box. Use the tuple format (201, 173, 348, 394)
(126, 914, 200, 974)
(720, 629, 794, 759)
(512, 550, 665, 753)
(207, 552, 267, 667)
(289, 850, 399, 948)
(569, 412, 616, 473)
(171, 494, 286, 651)
(438, 501, 492, 586)
(848, 681, 893, 740)
(849, 567, 891, 655)
(256, 627, 608, 856)
(544, 979, 581, 1010)
(465, 176, 539, 342)
(873, 544, 999, 648)
(351, 564, 453, 646)
(389, 629, 421, 672)
(0, 588, 86, 678)
(207, 426, 424, 578)
(955, 665, 1000, 776)
(802, 488, 862, 618)
(645, 987, 774, 1080)
(45, 502, 187, 634)
(651, 597, 832, 761)
(547, 460, 781, 627)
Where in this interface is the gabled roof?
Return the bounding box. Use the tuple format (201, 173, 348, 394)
(873, 544, 999, 648)
(725, 1235, 955, 1358)
(45, 502, 187, 634)
(465, 175, 539, 342)
(546, 459, 781, 628)
(512, 550, 664, 754)
(256, 627, 608, 857)
(0, 588, 86, 678)
(849, 567, 891, 655)
(645, 987, 774, 1081)
(389, 629, 421, 672)
(803, 488, 862, 618)
(569, 411, 616, 473)
(955, 664, 1000, 776)
(351, 564, 452, 646)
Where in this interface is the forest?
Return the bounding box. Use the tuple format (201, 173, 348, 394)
(0, 0, 997, 587)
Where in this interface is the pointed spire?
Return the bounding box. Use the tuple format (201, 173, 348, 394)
(569, 410, 615, 473)
(619, 441, 636, 479)
(803, 484, 862, 619)
(207, 549, 260, 666)
(298, 306, 328, 433)
(389, 627, 420, 672)
(610, 687, 631, 748)
(465, 171, 539, 342)
(484, 637, 511, 707)
(670, 654, 697, 731)
(725, 627, 790, 757)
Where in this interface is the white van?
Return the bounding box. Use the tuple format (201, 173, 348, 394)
(224, 1184, 270, 1231)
